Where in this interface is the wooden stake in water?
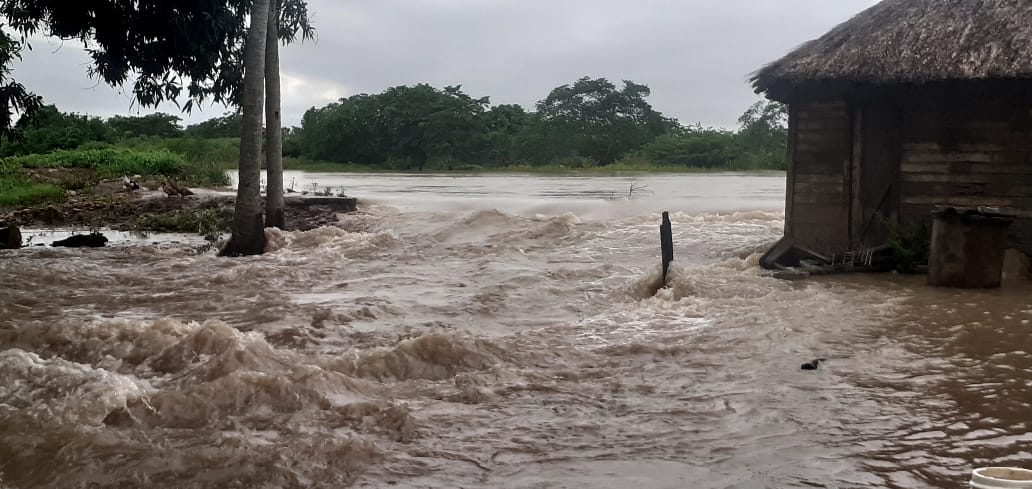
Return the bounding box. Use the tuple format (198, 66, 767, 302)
(660, 211, 673, 288)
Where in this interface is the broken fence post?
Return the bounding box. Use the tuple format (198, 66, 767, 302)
(660, 211, 673, 288)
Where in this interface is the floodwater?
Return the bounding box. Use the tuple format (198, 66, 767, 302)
(1, 172, 1031, 489)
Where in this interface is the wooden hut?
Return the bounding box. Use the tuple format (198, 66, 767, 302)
(751, 0, 1032, 260)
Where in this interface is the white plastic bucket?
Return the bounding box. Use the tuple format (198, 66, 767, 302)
(971, 467, 1032, 488)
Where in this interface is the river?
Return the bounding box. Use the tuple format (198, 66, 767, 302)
(1, 172, 1030, 488)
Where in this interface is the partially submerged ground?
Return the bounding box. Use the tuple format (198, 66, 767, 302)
(1, 151, 356, 244)
(2, 190, 355, 236)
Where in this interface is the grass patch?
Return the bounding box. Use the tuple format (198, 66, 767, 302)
(85, 136, 241, 170)
(5, 148, 229, 188)
(130, 208, 231, 241)
(0, 174, 66, 207)
(181, 160, 231, 187)
(8, 148, 186, 177)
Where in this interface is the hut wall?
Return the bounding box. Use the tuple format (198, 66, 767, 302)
(787, 101, 852, 254)
(896, 96, 1032, 254)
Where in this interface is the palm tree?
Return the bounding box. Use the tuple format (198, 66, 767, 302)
(220, 0, 272, 256)
(264, 0, 286, 230)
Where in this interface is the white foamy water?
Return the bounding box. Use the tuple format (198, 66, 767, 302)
(2, 172, 1031, 489)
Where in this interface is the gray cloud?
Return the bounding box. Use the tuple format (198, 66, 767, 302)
(12, 0, 878, 128)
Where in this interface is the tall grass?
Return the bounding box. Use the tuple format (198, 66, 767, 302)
(81, 136, 241, 168)
(7, 148, 186, 176)
(131, 208, 231, 241)
(0, 174, 66, 206)
(6, 148, 229, 187)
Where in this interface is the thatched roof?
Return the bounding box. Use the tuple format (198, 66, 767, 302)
(752, 0, 1032, 101)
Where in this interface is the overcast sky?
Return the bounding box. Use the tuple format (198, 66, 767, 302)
(11, 0, 879, 129)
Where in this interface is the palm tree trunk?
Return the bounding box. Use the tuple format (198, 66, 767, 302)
(219, 0, 271, 257)
(264, 0, 285, 229)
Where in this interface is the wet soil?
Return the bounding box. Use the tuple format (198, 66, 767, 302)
(0, 192, 357, 233)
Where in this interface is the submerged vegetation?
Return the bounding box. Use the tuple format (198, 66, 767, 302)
(131, 207, 231, 242)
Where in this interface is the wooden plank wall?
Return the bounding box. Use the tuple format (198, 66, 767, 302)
(898, 98, 1032, 254)
(789, 101, 852, 254)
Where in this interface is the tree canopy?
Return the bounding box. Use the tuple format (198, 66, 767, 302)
(534, 77, 677, 164)
(298, 78, 787, 171)
(107, 113, 182, 139)
(301, 84, 494, 170)
(0, 0, 314, 149)
(185, 112, 243, 139)
(0, 0, 313, 108)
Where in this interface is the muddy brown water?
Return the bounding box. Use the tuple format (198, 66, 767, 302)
(1, 172, 1030, 489)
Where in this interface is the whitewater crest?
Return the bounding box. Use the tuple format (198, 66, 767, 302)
(0, 316, 517, 488)
(264, 226, 398, 255)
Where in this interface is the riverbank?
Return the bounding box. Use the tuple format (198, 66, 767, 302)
(0, 148, 315, 242)
(281, 158, 787, 175)
(1, 192, 356, 236)
(0, 148, 230, 208)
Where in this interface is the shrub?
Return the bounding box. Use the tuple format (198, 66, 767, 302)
(884, 219, 930, 273)
(181, 160, 231, 187)
(641, 131, 736, 169)
(130, 208, 231, 241)
(7, 148, 186, 177)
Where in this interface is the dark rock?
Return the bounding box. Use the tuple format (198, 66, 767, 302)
(0, 225, 21, 249)
(800, 358, 826, 371)
(285, 196, 357, 213)
(52, 232, 109, 248)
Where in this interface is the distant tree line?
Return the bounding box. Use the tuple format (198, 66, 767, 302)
(299, 77, 787, 171)
(5, 77, 788, 171)
(1, 105, 235, 155)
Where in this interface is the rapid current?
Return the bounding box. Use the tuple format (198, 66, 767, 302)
(1, 172, 1031, 488)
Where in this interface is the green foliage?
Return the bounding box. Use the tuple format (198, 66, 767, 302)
(479, 104, 530, 165)
(301, 84, 492, 170)
(119, 136, 240, 168)
(530, 77, 678, 165)
(107, 113, 183, 138)
(3, 90, 791, 179)
(282, 127, 304, 158)
(0, 0, 314, 111)
(734, 101, 788, 170)
(299, 79, 680, 170)
(0, 165, 65, 206)
(640, 127, 737, 168)
(7, 148, 186, 177)
(181, 160, 231, 187)
(884, 219, 930, 273)
(282, 157, 376, 172)
(185, 112, 241, 138)
(0, 30, 42, 152)
(2, 105, 112, 156)
(296, 80, 787, 171)
(131, 208, 231, 241)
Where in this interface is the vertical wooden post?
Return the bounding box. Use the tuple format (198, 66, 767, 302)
(850, 103, 863, 247)
(660, 211, 673, 288)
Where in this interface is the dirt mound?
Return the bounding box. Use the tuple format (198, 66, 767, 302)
(0, 194, 357, 233)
